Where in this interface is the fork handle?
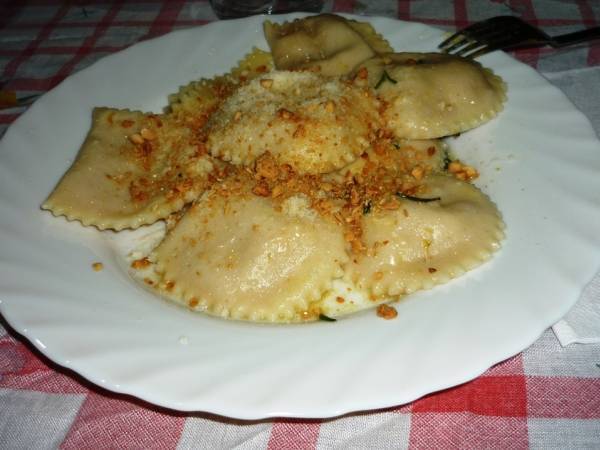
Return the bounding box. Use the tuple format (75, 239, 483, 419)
(552, 26, 600, 47)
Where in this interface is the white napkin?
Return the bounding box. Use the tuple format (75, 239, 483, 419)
(552, 272, 600, 346)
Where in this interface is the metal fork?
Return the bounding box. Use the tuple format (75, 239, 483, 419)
(439, 15, 600, 59)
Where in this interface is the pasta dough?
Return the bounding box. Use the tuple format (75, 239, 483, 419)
(359, 52, 507, 139)
(345, 174, 504, 297)
(152, 176, 348, 322)
(43, 108, 216, 230)
(264, 14, 392, 76)
(205, 71, 381, 174)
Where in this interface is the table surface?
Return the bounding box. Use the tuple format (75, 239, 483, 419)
(1, 1, 599, 448)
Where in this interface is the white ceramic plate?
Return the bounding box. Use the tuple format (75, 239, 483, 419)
(1, 14, 600, 420)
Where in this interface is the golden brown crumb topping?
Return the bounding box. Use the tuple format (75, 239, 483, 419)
(131, 257, 151, 270)
(376, 303, 398, 319)
(447, 159, 479, 181)
(208, 141, 444, 255)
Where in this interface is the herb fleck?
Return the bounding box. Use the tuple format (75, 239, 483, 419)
(396, 192, 441, 203)
(443, 153, 452, 171)
(363, 200, 372, 215)
(319, 314, 337, 322)
(375, 70, 397, 89)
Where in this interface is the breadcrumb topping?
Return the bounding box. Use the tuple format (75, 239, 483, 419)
(207, 143, 445, 255)
(376, 304, 398, 319)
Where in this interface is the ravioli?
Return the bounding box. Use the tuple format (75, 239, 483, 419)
(206, 71, 381, 174)
(360, 52, 507, 139)
(43, 108, 216, 230)
(152, 175, 348, 322)
(345, 174, 504, 297)
(264, 14, 392, 76)
(345, 19, 394, 54)
(42, 14, 509, 323)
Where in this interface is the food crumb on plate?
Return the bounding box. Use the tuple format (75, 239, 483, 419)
(376, 304, 398, 320)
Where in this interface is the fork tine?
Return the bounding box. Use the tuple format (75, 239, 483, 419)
(439, 17, 501, 51)
(453, 41, 488, 57)
(460, 35, 525, 58)
(452, 27, 510, 55)
(439, 19, 489, 49)
(440, 35, 475, 54)
(462, 44, 500, 59)
(439, 31, 467, 50)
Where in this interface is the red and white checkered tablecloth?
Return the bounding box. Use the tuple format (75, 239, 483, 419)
(1, 1, 599, 448)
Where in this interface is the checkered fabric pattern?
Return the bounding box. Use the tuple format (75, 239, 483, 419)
(1, 1, 599, 448)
